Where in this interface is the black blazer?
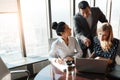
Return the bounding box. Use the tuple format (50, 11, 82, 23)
(73, 7, 108, 49)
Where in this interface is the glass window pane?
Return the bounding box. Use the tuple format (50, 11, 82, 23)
(0, 0, 18, 12)
(51, 0, 71, 38)
(95, 0, 107, 19)
(111, 0, 120, 39)
(0, 13, 23, 63)
(20, 0, 49, 57)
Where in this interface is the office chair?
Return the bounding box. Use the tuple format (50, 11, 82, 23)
(0, 57, 30, 80)
(107, 64, 120, 80)
(48, 38, 57, 50)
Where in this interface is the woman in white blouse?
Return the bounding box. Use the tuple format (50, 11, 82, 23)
(49, 22, 83, 67)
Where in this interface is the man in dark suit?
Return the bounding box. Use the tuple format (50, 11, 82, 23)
(73, 1, 108, 58)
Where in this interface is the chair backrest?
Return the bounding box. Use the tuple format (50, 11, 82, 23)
(0, 57, 11, 80)
(115, 54, 120, 65)
(48, 38, 57, 50)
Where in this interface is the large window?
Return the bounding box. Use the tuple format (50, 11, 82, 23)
(20, 0, 49, 57)
(0, 0, 50, 63)
(0, 0, 120, 63)
(0, 0, 23, 63)
(51, 0, 71, 38)
(0, 14, 23, 62)
(111, 0, 120, 39)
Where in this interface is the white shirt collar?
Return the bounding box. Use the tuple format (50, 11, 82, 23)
(58, 36, 70, 43)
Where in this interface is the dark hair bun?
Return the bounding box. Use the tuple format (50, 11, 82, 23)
(52, 22, 58, 30)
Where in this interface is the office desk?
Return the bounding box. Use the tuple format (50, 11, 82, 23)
(34, 64, 116, 80)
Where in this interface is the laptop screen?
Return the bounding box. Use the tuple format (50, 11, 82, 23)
(75, 58, 108, 74)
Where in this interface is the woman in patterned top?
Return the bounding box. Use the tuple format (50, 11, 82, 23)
(92, 22, 120, 69)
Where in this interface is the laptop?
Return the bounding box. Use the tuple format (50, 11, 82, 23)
(75, 58, 108, 74)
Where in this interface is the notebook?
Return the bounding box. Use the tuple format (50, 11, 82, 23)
(75, 58, 108, 74)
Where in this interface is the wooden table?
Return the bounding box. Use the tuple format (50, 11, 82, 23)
(34, 64, 119, 80)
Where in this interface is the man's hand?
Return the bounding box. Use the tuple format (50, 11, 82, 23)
(83, 38, 91, 47)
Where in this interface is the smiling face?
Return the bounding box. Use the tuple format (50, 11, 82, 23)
(62, 24, 71, 37)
